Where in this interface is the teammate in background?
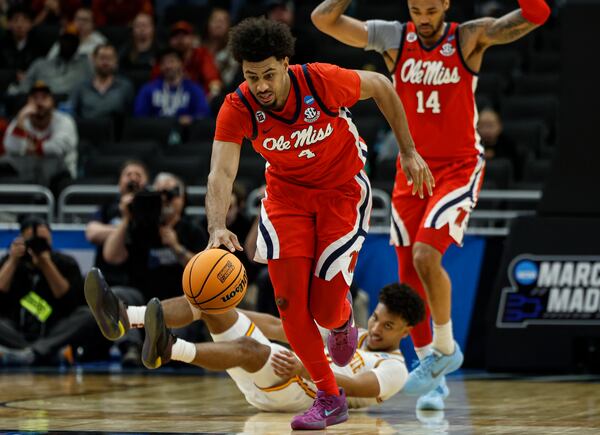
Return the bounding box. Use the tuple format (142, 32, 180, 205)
(203, 17, 433, 429)
(85, 268, 425, 412)
(312, 0, 550, 410)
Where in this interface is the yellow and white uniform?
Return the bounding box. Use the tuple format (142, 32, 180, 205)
(211, 312, 408, 412)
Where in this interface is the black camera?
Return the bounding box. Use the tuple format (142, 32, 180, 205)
(128, 186, 182, 247)
(25, 236, 51, 255)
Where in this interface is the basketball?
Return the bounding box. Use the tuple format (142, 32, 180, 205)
(182, 249, 248, 314)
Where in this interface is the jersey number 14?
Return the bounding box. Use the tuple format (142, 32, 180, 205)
(416, 90, 441, 114)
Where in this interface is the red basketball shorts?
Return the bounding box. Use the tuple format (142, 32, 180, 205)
(255, 170, 372, 286)
(390, 156, 485, 254)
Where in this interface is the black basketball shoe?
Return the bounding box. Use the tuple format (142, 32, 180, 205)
(84, 267, 130, 341)
(142, 298, 175, 369)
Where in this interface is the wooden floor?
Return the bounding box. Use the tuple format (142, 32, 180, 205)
(1, 371, 599, 434)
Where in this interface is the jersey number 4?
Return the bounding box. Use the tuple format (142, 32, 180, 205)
(298, 149, 316, 159)
(416, 90, 441, 114)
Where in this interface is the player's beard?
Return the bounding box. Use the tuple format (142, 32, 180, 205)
(417, 18, 445, 40)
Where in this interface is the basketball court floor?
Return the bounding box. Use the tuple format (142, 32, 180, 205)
(1, 370, 599, 434)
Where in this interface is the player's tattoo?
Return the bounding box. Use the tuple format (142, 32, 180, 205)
(485, 10, 538, 44)
(460, 10, 538, 49)
(315, 0, 352, 15)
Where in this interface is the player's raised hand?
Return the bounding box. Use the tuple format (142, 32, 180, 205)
(206, 228, 243, 252)
(400, 151, 435, 199)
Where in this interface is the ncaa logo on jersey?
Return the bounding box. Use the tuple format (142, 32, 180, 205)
(255, 111, 266, 123)
(406, 32, 418, 43)
(304, 95, 315, 105)
(304, 107, 320, 123)
(440, 43, 455, 57)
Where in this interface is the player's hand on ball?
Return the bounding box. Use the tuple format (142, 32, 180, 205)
(207, 228, 243, 252)
(271, 349, 303, 378)
(400, 150, 435, 199)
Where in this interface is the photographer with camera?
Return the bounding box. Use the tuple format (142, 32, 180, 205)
(85, 160, 150, 365)
(103, 172, 208, 302)
(0, 216, 97, 365)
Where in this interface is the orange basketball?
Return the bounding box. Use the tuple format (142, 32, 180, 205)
(182, 249, 247, 314)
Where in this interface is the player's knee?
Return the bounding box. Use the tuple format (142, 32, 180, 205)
(412, 243, 440, 277)
(311, 301, 344, 330)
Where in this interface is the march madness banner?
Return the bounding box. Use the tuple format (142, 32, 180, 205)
(486, 217, 600, 372)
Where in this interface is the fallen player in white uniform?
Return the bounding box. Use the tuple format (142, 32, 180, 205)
(85, 268, 425, 412)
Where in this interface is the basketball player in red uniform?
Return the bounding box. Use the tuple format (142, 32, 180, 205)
(312, 0, 550, 409)
(205, 17, 433, 430)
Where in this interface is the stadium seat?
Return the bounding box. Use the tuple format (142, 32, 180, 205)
(150, 155, 208, 185)
(85, 155, 139, 179)
(122, 117, 177, 144)
(374, 158, 396, 183)
(482, 157, 514, 190)
(236, 155, 267, 190)
(500, 95, 558, 141)
(355, 2, 406, 21)
(502, 120, 549, 154)
(354, 116, 385, 148)
(350, 100, 379, 120)
(529, 53, 560, 74)
(481, 50, 522, 76)
(513, 74, 559, 95)
(162, 141, 212, 160)
(188, 119, 216, 143)
(96, 141, 159, 162)
(522, 158, 552, 186)
(477, 73, 508, 100)
(76, 118, 114, 146)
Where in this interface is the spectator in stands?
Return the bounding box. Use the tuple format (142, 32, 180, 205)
(15, 24, 92, 96)
(85, 160, 150, 365)
(0, 6, 44, 84)
(0, 216, 93, 366)
(103, 172, 208, 302)
(152, 20, 221, 99)
(202, 7, 239, 90)
(47, 7, 106, 60)
(118, 12, 159, 71)
(265, 0, 315, 64)
(2, 81, 77, 193)
(86, 159, 149, 287)
(71, 43, 134, 119)
(478, 107, 521, 178)
(134, 48, 210, 122)
(92, 0, 153, 27)
(31, 0, 82, 26)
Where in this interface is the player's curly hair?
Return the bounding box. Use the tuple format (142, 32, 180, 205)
(228, 17, 295, 63)
(378, 283, 426, 327)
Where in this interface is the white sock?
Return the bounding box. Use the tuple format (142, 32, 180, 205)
(171, 339, 196, 363)
(415, 344, 433, 361)
(432, 321, 455, 355)
(126, 306, 146, 328)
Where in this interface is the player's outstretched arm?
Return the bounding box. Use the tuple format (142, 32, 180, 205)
(311, 0, 368, 48)
(206, 140, 243, 252)
(357, 70, 434, 198)
(239, 309, 288, 343)
(460, 0, 550, 54)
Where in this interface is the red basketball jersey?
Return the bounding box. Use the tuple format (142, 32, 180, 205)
(215, 64, 367, 189)
(393, 22, 482, 162)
